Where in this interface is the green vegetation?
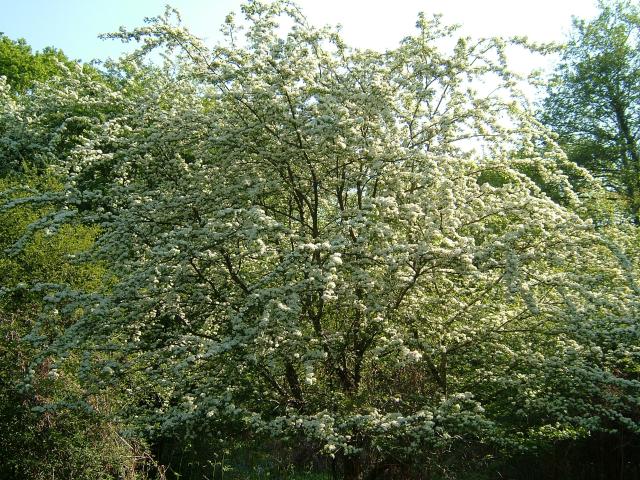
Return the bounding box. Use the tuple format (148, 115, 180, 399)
(542, 0, 640, 223)
(0, 174, 154, 479)
(0, 34, 77, 93)
(1, 2, 639, 479)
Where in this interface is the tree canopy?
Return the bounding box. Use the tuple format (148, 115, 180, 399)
(2, 2, 640, 479)
(542, 0, 640, 223)
(0, 34, 78, 94)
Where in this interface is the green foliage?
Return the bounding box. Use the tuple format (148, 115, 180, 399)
(0, 34, 77, 94)
(0, 36, 118, 176)
(541, 0, 640, 223)
(1, 3, 640, 479)
(0, 174, 154, 480)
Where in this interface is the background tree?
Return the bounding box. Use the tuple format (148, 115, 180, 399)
(541, 0, 640, 223)
(0, 35, 77, 94)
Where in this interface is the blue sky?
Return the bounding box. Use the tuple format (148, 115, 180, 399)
(0, 0, 231, 61)
(1, 0, 598, 64)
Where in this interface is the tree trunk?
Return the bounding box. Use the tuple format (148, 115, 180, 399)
(612, 98, 640, 224)
(342, 454, 362, 480)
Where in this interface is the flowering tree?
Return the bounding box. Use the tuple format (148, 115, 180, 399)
(5, 2, 640, 477)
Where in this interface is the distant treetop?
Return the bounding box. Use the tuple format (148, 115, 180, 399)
(0, 34, 78, 94)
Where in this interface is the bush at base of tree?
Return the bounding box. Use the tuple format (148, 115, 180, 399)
(0, 174, 158, 480)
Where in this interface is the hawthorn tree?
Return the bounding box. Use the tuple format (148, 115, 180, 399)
(0, 49, 158, 478)
(0, 59, 122, 176)
(4, 2, 640, 478)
